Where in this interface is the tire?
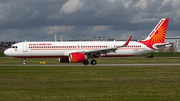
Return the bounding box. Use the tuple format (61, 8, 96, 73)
(91, 60, 97, 65)
(22, 62, 26, 65)
(83, 60, 89, 65)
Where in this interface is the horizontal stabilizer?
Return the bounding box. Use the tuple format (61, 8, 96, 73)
(154, 43, 172, 49)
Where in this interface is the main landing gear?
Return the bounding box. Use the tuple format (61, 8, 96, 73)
(83, 60, 97, 65)
(22, 58, 26, 65)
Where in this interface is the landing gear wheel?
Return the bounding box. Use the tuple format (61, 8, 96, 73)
(91, 60, 97, 65)
(83, 60, 89, 65)
(22, 62, 26, 65)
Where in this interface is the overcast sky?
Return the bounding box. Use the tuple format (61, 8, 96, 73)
(0, 0, 180, 41)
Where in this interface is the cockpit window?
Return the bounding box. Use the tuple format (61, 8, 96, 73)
(10, 46, 18, 48)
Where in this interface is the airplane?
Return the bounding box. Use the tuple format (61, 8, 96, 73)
(4, 18, 171, 65)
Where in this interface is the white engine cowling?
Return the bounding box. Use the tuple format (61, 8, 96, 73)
(69, 53, 87, 63)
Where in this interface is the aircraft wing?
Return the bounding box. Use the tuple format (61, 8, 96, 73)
(75, 36, 132, 57)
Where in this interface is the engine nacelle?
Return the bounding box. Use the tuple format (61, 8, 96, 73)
(69, 53, 87, 63)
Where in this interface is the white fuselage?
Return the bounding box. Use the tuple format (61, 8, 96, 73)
(4, 41, 155, 58)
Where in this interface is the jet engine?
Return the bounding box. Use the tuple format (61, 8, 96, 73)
(69, 53, 87, 63)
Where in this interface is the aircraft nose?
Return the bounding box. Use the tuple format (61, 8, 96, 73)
(4, 49, 11, 56)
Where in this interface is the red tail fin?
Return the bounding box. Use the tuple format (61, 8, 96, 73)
(139, 18, 169, 49)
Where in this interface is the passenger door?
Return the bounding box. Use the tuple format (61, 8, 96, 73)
(23, 42, 28, 52)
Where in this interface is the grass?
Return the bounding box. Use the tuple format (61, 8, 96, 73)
(0, 66, 180, 101)
(0, 51, 6, 57)
(136, 52, 180, 57)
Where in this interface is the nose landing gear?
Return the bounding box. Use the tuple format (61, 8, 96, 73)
(22, 58, 26, 65)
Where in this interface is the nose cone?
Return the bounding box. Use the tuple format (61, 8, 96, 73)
(4, 49, 11, 56)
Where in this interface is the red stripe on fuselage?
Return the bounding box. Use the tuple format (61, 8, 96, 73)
(30, 48, 145, 50)
(11, 56, 68, 58)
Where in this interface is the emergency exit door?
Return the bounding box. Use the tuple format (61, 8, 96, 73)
(77, 44, 83, 50)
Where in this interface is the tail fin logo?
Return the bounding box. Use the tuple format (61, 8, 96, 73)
(139, 18, 169, 49)
(149, 20, 164, 38)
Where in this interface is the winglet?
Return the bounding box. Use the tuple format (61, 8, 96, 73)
(117, 36, 132, 48)
(125, 36, 132, 46)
